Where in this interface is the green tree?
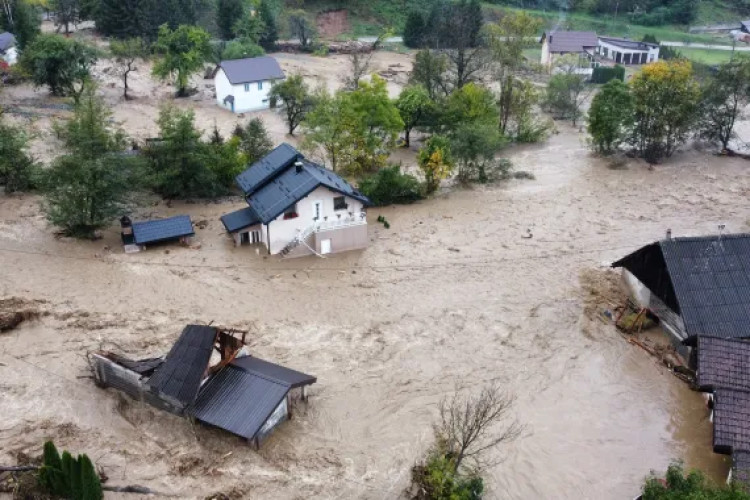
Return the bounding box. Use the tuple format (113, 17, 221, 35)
(395, 85, 433, 147)
(152, 24, 212, 97)
(630, 59, 700, 163)
(257, 0, 277, 50)
(588, 79, 633, 155)
(486, 11, 544, 135)
(358, 165, 423, 206)
(418, 135, 453, 194)
(288, 9, 315, 51)
(302, 88, 357, 173)
(0, 0, 40, 49)
(510, 79, 551, 143)
(144, 106, 229, 198)
(221, 38, 264, 60)
(409, 49, 449, 99)
(235, 117, 272, 164)
(232, 7, 263, 43)
(642, 462, 750, 499)
(110, 37, 149, 99)
(43, 86, 135, 238)
(216, 0, 243, 40)
(79, 454, 102, 500)
(698, 57, 750, 151)
(403, 10, 425, 49)
(545, 72, 587, 125)
(20, 34, 98, 103)
(0, 120, 38, 192)
(269, 73, 311, 135)
(49, 0, 82, 34)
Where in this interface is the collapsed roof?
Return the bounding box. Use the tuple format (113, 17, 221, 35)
(612, 234, 750, 343)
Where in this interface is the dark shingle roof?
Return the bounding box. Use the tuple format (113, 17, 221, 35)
(220, 207, 260, 233)
(132, 215, 194, 246)
(235, 143, 300, 195)
(232, 356, 317, 388)
(247, 158, 370, 224)
(0, 32, 14, 52)
(147, 325, 217, 408)
(190, 365, 292, 440)
(613, 234, 750, 342)
(734, 451, 750, 485)
(697, 337, 750, 392)
(713, 388, 750, 455)
(219, 56, 285, 85)
(544, 31, 598, 53)
(599, 36, 657, 51)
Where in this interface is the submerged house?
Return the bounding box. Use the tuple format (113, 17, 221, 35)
(214, 56, 285, 113)
(612, 233, 750, 357)
(120, 215, 195, 251)
(695, 336, 750, 485)
(0, 32, 16, 66)
(91, 325, 316, 447)
(220, 143, 371, 258)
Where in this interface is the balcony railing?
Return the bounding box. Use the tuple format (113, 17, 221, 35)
(315, 211, 367, 232)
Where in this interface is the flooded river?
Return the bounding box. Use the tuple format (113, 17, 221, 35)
(1, 122, 747, 498)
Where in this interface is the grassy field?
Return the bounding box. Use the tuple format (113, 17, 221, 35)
(675, 47, 738, 64)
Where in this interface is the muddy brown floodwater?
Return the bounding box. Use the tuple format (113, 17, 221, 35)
(2, 50, 750, 497)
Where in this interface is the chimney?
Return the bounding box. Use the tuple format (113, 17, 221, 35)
(665, 228, 672, 240)
(295, 160, 303, 173)
(549, 35, 553, 44)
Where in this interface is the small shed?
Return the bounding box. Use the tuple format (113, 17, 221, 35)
(130, 215, 195, 248)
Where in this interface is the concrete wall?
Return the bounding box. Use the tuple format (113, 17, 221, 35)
(314, 224, 369, 255)
(597, 40, 659, 64)
(266, 186, 365, 255)
(214, 68, 278, 113)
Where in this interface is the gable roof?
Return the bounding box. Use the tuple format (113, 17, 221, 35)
(220, 207, 260, 233)
(219, 56, 285, 85)
(543, 31, 598, 53)
(147, 325, 217, 408)
(742, 20, 750, 32)
(236, 143, 300, 195)
(246, 158, 371, 224)
(132, 215, 194, 246)
(697, 337, 750, 392)
(713, 388, 750, 455)
(230, 145, 371, 227)
(232, 356, 317, 388)
(190, 356, 315, 440)
(599, 36, 658, 51)
(612, 234, 750, 342)
(0, 32, 14, 52)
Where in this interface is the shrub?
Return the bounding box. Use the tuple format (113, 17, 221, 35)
(358, 166, 423, 206)
(38, 442, 102, 500)
(0, 121, 39, 192)
(411, 452, 484, 500)
(591, 65, 625, 84)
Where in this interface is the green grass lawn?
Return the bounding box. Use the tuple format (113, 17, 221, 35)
(522, 47, 542, 63)
(675, 47, 738, 64)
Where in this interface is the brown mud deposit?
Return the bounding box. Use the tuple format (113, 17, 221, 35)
(1, 50, 749, 498)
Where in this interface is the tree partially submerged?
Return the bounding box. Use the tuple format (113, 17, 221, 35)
(152, 24, 212, 98)
(588, 79, 633, 155)
(0, 119, 38, 192)
(43, 86, 135, 238)
(269, 73, 311, 136)
(698, 56, 750, 152)
(234, 117, 272, 164)
(288, 9, 315, 51)
(395, 85, 434, 147)
(110, 37, 149, 99)
(642, 462, 750, 499)
(20, 34, 98, 103)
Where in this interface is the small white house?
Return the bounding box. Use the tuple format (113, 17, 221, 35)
(597, 37, 659, 65)
(0, 32, 17, 66)
(540, 30, 599, 75)
(221, 144, 371, 258)
(214, 56, 285, 113)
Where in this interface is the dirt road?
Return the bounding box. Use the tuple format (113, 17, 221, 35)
(1, 51, 748, 498)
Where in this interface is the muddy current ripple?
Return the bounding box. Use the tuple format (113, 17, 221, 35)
(0, 125, 747, 498)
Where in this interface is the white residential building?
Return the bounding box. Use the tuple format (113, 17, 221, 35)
(214, 56, 285, 113)
(597, 37, 659, 65)
(221, 144, 371, 258)
(540, 30, 599, 75)
(0, 32, 17, 66)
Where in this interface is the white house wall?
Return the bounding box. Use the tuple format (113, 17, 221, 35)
(266, 186, 365, 255)
(597, 40, 659, 64)
(1, 46, 17, 65)
(214, 68, 279, 113)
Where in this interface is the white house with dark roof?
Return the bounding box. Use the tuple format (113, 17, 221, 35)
(220, 143, 371, 258)
(596, 36, 659, 65)
(0, 32, 17, 66)
(214, 55, 285, 113)
(540, 30, 599, 75)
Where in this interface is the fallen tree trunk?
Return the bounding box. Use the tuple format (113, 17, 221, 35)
(103, 484, 176, 496)
(0, 465, 38, 472)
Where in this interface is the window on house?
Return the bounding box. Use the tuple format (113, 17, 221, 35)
(333, 196, 348, 211)
(258, 81, 263, 90)
(284, 204, 298, 220)
(244, 83, 250, 92)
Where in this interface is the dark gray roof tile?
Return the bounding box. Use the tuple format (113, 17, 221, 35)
(714, 389, 750, 454)
(697, 337, 750, 392)
(220, 207, 261, 233)
(132, 215, 194, 246)
(219, 56, 285, 85)
(544, 31, 598, 53)
(231, 356, 316, 388)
